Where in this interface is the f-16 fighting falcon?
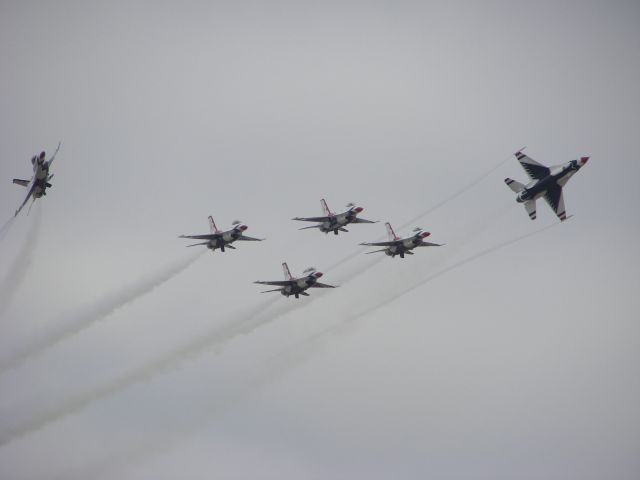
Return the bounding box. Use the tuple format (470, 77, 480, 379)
(504, 150, 589, 221)
(179, 216, 264, 252)
(360, 223, 443, 259)
(12, 142, 61, 216)
(292, 199, 377, 235)
(254, 262, 336, 298)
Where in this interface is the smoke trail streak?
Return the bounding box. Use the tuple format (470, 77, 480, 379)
(0, 252, 381, 448)
(324, 154, 512, 271)
(0, 298, 284, 447)
(0, 204, 511, 447)
(60, 221, 557, 480)
(0, 251, 203, 375)
(0, 207, 42, 319)
(320, 221, 562, 343)
(0, 159, 516, 451)
(58, 334, 322, 480)
(0, 217, 15, 242)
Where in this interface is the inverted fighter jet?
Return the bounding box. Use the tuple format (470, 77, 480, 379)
(254, 262, 336, 298)
(360, 223, 443, 259)
(179, 216, 264, 252)
(13, 142, 61, 216)
(292, 199, 376, 235)
(504, 150, 589, 221)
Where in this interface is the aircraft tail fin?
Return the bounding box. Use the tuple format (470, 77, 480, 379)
(12, 179, 30, 187)
(320, 198, 333, 216)
(208, 216, 220, 234)
(385, 222, 399, 241)
(504, 178, 525, 193)
(282, 262, 294, 280)
(524, 200, 537, 220)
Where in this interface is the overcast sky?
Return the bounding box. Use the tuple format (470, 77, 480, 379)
(1, 0, 639, 479)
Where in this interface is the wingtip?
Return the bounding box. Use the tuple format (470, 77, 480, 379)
(514, 145, 527, 155)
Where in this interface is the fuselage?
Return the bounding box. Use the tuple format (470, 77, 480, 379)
(384, 233, 430, 258)
(319, 208, 363, 233)
(32, 161, 52, 198)
(207, 225, 247, 251)
(516, 160, 583, 203)
(280, 272, 323, 297)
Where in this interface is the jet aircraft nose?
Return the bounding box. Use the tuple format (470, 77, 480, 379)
(314, 271, 323, 278)
(421, 231, 431, 238)
(239, 225, 248, 231)
(354, 207, 364, 213)
(579, 156, 589, 166)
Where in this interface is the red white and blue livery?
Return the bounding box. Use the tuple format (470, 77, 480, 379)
(504, 150, 589, 221)
(254, 262, 336, 298)
(360, 223, 443, 259)
(12, 142, 61, 216)
(293, 198, 377, 235)
(179, 216, 264, 252)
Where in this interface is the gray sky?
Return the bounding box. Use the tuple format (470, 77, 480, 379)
(1, 0, 639, 478)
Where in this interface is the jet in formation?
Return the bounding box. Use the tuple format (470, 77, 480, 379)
(255, 262, 336, 298)
(12, 142, 61, 216)
(293, 198, 377, 235)
(179, 216, 264, 252)
(504, 150, 589, 221)
(361, 223, 443, 258)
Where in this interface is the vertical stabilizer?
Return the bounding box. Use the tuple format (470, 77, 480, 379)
(208, 216, 220, 233)
(385, 222, 399, 240)
(282, 262, 294, 280)
(320, 199, 333, 217)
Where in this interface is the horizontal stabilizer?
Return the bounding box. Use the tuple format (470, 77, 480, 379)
(524, 200, 537, 220)
(260, 288, 283, 294)
(12, 179, 30, 187)
(504, 178, 524, 192)
(352, 217, 377, 224)
(186, 241, 210, 247)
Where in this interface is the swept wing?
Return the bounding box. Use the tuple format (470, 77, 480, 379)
(515, 151, 550, 181)
(292, 216, 331, 222)
(254, 280, 293, 287)
(543, 185, 567, 221)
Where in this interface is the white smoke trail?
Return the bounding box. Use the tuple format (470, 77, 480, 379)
(0, 297, 281, 447)
(0, 251, 380, 447)
(0, 251, 203, 375)
(0, 206, 42, 319)
(0, 216, 15, 242)
(0, 191, 515, 448)
(324, 153, 513, 271)
(58, 221, 559, 480)
(56, 335, 321, 480)
(0, 155, 516, 451)
(329, 221, 562, 338)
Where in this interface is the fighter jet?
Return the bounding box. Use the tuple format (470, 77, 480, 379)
(12, 142, 61, 216)
(292, 198, 377, 235)
(360, 223, 443, 259)
(179, 216, 264, 252)
(254, 262, 336, 298)
(504, 150, 589, 221)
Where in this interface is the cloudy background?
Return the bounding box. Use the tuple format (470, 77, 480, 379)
(1, 0, 639, 478)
